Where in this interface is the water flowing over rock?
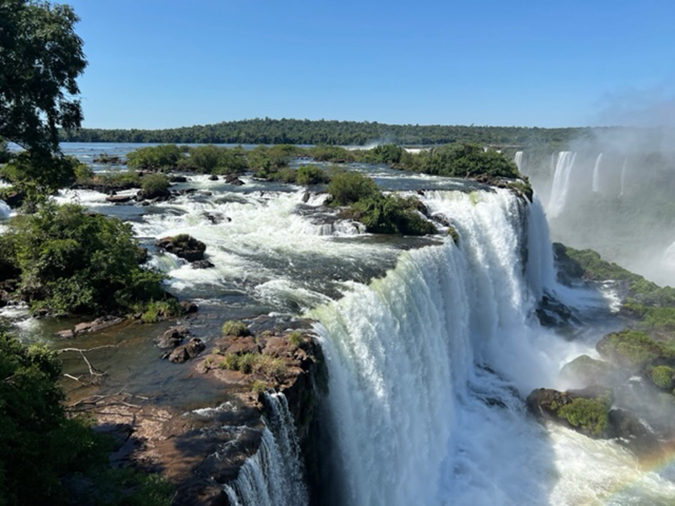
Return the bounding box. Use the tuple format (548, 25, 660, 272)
(224, 392, 308, 506)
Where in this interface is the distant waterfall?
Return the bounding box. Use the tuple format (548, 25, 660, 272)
(547, 151, 576, 218)
(591, 153, 603, 193)
(620, 157, 628, 197)
(313, 190, 563, 506)
(224, 392, 308, 506)
(514, 151, 524, 172)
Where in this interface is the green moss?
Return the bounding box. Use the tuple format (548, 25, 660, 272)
(218, 352, 288, 381)
(447, 225, 460, 245)
(221, 320, 251, 337)
(560, 354, 616, 385)
(252, 380, 269, 394)
(557, 397, 610, 437)
(649, 365, 675, 390)
(596, 330, 671, 371)
(288, 330, 304, 348)
(140, 299, 182, 323)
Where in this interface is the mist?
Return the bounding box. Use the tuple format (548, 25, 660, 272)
(518, 125, 675, 287)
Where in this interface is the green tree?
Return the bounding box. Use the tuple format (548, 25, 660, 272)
(0, 0, 87, 153)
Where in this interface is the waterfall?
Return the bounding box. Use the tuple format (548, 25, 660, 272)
(591, 153, 603, 193)
(547, 151, 576, 218)
(312, 189, 565, 506)
(0, 200, 10, 219)
(620, 157, 628, 197)
(514, 151, 524, 172)
(224, 392, 308, 506)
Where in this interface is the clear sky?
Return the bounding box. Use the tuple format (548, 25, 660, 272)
(65, 0, 675, 129)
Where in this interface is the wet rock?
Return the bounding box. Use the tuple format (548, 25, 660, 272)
(70, 316, 126, 335)
(527, 386, 613, 438)
(180, 300, 199, 314)
(431, 213, 451, 227)
(170, 175, 188, 183)
(2, 191, 24, 208)
(607, 408, 661, 457)
(202, 212, 224, 224)
(56, 329, 75, 339)
(536, 294, 577, 328)
(105, 194, 133, 203)
(155, 326, 190, 349)
(560, 355, 621, 388)
(168, 338, 205, 363)
(192, 259, 214, 269)
(302, 191, 311, 203)
(224, 174, 245, 186)
(208, 175, 219, 181)
(157, 235, 206, 262)
(553, 242, 586, 285)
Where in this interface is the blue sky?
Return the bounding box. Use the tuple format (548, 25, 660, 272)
(67, 0, 675, 129)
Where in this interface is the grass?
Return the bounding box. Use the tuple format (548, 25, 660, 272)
(219, 352, 288, 381)
(221, 320, 251, 337)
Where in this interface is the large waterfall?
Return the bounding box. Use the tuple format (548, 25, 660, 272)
(548, 151, 576, 218)
(312, 190, 566, 505)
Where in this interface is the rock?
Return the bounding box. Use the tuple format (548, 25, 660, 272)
(157, 235, 206, 262)
(527, 386, 613, 438)
(302, 192, 310, 203)
(208, 175, 219, 181)
(553, 242, 586, 285)
(72, 316, 126, 335)
(170, 175, 188, 183)
(2, 191, 24, 208)
(180, 300, 199, 314)
(202, 212, 224, 224)
(607, 408, 661, 457)
(155, 326, 190, 349)
(222, 335, 260, 356)
(168, 338, 205, 363)
(224, 174, 244, 186)
(136, 246, 149, 264)
(560, 355, 621, 387)
(536, 294, 577, 327)
(431, 213, 451, 227)
(106, 194, 133, 203)
(192, 259, 214, 269)
(56, 329, 75, 339)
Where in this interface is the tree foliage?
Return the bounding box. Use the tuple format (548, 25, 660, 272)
(0, 0, 86, 153)
(3, 203, 166, 315)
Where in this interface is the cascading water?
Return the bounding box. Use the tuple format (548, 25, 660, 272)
(620, 157, 628, 197)
(224, 392, 308, 506)
(311, 189, 675, 505)
(0, 200, 10, 219)
(591, 153, 604, 193)
(514, 151, 524, 172)
(548, 151, 576, 218)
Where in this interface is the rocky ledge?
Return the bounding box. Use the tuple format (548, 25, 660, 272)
(82, 319, 326, 506)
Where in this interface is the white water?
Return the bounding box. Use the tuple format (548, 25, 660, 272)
(0, 199, 10, 219)
(311, 189, 675, 505)
(548, 151, 577, 218)
(224, 392, 308, 506)
(592, 153, 604, 193)
(514, 151, 524, 172)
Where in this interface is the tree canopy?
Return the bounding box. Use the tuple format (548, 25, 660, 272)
(0, 0, 87, 154)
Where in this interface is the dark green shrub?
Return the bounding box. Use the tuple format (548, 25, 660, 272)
(351, 194, 436, 235)
(126, 144, 183, 170)
(140, 174, 170, 199)
(558, 397, 610, 437)
(326, 170, 379, 206)
(296, 165, 329, 185)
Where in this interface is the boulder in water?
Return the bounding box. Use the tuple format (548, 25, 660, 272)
(157, 234, 206, 262)
(167, 338, 205, 363)
(155, 326, 190, 349)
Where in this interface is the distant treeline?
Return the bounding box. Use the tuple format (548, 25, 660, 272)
(60, 118, 599, 147)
